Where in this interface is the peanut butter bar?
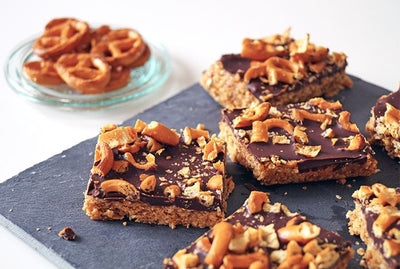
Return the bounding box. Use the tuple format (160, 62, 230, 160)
(347, 183, 400, 268)
(83, 121, 234, 228)
(201, 29, 353, 109)
(164, 191, 354, 269)
(366, 88, 400, 159)
(219, 98, 378, 185)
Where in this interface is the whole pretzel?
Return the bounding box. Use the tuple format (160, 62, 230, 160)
(33, 18, 90, 59)
(128, 44, 151, 68)
(91, 29, 146, 67)
(104, 67, 131, 92)
(23, 60, 64, 85)
(55, 53, 111, 94)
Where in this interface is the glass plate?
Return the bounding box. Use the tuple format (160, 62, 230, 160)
(4, 35, 170, 109)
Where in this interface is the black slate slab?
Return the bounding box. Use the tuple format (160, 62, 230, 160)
(0, 76, 399, 269)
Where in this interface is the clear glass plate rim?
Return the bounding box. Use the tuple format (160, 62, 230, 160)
(4, 34, 170, 109)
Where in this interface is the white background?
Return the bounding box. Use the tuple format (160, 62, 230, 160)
(0, 0, 399, 267)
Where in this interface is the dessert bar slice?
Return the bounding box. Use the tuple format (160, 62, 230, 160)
(219, 98, 378, 185)
(347, 183, 400, 268)
(164, 191, 354, 269)
(201, 29, 353, 109)
(366, 88, 400, 159)
(83, 121, 234, 228)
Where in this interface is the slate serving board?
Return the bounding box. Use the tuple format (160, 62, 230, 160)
(1, 76, 399, 269)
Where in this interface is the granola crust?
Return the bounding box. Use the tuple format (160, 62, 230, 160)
(83, 176, 234, 229)
(201, 61, 349, 109)
(219, 121, 378, 185)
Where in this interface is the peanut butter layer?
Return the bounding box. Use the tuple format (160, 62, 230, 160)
(83, 121, 233, 228)
(165, 191, 354, 269)
(347, 183, 400, 268)
(220, 98, 377, 184)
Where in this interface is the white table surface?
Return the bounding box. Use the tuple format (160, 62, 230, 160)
(0, 0, 399, 267)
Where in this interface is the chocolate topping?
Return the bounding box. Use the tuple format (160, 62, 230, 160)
(222, 102, 372, 172)
(220, 54, 346, 102)
(374, 88, 400, 118)
(87, 135, 225, 212)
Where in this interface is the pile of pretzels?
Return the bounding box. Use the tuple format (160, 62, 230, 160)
(23, 18, 150, 94)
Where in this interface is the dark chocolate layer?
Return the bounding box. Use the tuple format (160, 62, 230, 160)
(360, 188, 400, 268)
(222, 102, 372, 172)
(220, 54, 346, 102)
(374, 89, 400, 118)
(87, 136, 225, 212)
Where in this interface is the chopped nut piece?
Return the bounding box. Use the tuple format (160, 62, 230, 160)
(198, 192, 215, 207)
(213, 161, 225, 173)
(321, 128, 335, 138)
(58, 226, 76, 241)
(344, 134, 365, 151)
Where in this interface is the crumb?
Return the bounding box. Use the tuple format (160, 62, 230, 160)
(335, 195, 343, 200)
(346, 184, 352, 188)
(9, 209, 13, 212)
(336, 178, 346, 185)
(302, 186, 307, 190)
(355, 241, 360, 245)
(123, 221, 127, 226)
(166, 156, 172, 160)
(58, 226, 76, 241)
(36, 228, 40, 231)
(284, 192, 288, 196)
(47, 227, 52, 231)
(189, 107, 193, 111)
(357, 247, 365, 256)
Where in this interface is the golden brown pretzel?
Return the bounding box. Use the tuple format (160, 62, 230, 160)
(264, 57, 302, 85)
(33, 18, 90, 59)
(127, 44, 151, 68)
(55, 53, 111, 94)
(23, 60, 64, 85)
(91, 29, 146, 67)
(104, 67, 131, 92)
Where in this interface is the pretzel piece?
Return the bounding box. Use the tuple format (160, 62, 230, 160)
(23, 61, 64, 85)
(33, 18, 90, 59)
(205, 222, 234, 267)
(55, 53, 111, 94)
